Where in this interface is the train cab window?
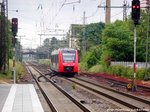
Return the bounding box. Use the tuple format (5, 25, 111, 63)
(62, 50, 76, 62)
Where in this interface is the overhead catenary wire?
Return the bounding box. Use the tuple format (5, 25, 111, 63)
(49, 0, 67, 26)
(71, 0, 105, 23)
(48, 0, 81, 27)
(111, 10, 123, 18)
(37, 3, 46, 33)
(38, 0, 99, 29)
(86, 7, 99, 19)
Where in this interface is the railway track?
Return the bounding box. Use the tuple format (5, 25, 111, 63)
(65, 77, 150, 111)
(26, 62, 92, 112)
(80, 72, 150, 92)
(27, 61, 150, 112)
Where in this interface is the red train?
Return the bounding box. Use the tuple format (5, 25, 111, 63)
(50, 48, 78, 76)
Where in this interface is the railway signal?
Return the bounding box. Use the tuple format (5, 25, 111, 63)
(12, 18, 18, 36)
(131, 0, 140, 25)
(131, 0, 141, 92)
(11, 18, 18, 84)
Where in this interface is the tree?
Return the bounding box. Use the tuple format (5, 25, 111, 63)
(0, 15, 13, 71)
(79, 22, 105, 51)
(43, 38, 51, 47)
(81, 45, 102, 68)
(101, 20, 133, 63)
(51, 37, 58, 50)
(36, 37, 67, 59)
(101, 9, 148, 64)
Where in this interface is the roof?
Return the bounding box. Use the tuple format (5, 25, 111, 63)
(51, 48, 76, 55)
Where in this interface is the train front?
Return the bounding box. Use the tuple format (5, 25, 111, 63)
(59, 49, 78, 75)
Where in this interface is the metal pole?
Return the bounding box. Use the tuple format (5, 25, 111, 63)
(69, 29, 72, 48)
(132, 26, 137, 91)
(13, 47, 16, 84)
(40, 35, 41, 46)
(19, 36, 21, 61)
(82, 11, 86, 54)
(12, 35, 16, 84)
(144, 3, 150, 80)
(123, 0, 127, 21)
(6, 0, 9, 70)
(0, 3, 2, 71)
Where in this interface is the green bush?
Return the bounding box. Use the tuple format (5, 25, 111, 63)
(79, 62, 88, 71)
(16, 62, 25, 79)
(8, 60, 25, 79)
(107, 65, 134, 78)
(0, 60, 25, 80)
(136, 68, 145, 80)
(87, 64, 145, 80)
(89, 64, 105, 73)
(123, 67, 133, 79)
(104, 65, 145, 80)
(87, 55, 98, 68)
(80, 45, 102, 69)
(100, 50, 112, 66)
(38, 59, 51, 66)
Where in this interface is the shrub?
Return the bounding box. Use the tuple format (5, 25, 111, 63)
(136, 68, 145, 80)
(80, 45, 102, 68)
(108, 65, 133, 78)
(100, 50, 112, 66)
(87, 55, 98, 68)
(109, 65, 123, 76)
(38, 59, 51, 66)
(100, 64, 144, 80)
(89, 65, 105, 73)
(123, 67, 133, 79)
(16, 62, 25, 79)
(79, 62, 88, 71)
(0, 60, 25, 80)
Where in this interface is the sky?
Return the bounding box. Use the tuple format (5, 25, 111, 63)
(8, 0, 134, 49)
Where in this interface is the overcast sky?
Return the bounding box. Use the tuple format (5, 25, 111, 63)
(8, 0, 133, 49)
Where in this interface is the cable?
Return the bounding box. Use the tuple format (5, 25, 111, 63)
(49, 0, 67, 26)
(111, 10, 123, 18)
(86, 7, 99, 19)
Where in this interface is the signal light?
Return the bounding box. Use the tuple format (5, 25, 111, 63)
(132, 5, 136, 8)
(12, 18, 18, 36)
(131, 0, 140, 25)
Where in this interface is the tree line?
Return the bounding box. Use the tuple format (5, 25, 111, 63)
(79, 10, 148, 68)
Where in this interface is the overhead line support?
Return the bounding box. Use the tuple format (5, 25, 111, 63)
(98, 6, 149, 8)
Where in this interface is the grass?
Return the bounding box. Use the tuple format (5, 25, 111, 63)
(89, 65, 105, 73)
(0, 60, 26, 82)
(79, 63, 146, 81)
(38, 59, 51, 67)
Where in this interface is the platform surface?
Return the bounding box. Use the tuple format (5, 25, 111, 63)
(0, 84, 44, 112)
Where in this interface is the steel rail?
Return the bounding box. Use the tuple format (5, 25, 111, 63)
(31, 65, 91, 112)
(28, 62, 150, 111)
(66, 77, 150, 110)
(81, 72, 150, 92)
(26, 64, 57, 112)
(75, 77, 150, 105)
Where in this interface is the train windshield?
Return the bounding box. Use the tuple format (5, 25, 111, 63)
(62, 50, 76, 62)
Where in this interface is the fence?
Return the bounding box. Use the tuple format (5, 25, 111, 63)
(111, 61, 150, 68)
